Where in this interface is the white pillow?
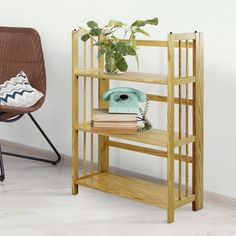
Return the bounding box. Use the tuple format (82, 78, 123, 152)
(0, 71, 44, 108)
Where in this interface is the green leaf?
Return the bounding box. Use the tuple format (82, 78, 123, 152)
(116, 41, 129, 56)
(115, 56, 128, 72)
(108, 20, 125, 28)
(135, 28, 150, 37)
(105, 63, 117, 73)
(115, 41, 136, 56)
(111, 35, 119, 42)
(87, 21, 98, 28)
(105, 50, 115, 64)
(77, 28, 88, 37)
(89, 28, 102, 36)
(131, 19, 145, 27)
(97, 47, 106, 58)
(114, 51, 123, 61)
(129, 35, 136, 48)
(126, 45, 136, 55)
(81, 34, 90, 42)
(105, 50, 116, 73)
(110, 42, 117, 50)
(145, 17, 159, 25)
(131, 17, 159, 27)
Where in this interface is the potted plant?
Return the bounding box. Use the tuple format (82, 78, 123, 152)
(78, 18, 159, 74)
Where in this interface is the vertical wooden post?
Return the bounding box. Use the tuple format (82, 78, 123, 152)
(192, 36, 196, 208)
(167, 33, 175, 223)
(185, 40, 189, 197)
(98, 78, 109, 172)
(72, 30, 79, 195)
(90, 38, 94, 174)
(98, 37, 109, 172)
(83, 42, 87, 176)
(192, 32, 204, 210)
(178, 40, 182, 200)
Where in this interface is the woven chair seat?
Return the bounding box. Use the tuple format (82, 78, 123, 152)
(0, 27, 46, 121)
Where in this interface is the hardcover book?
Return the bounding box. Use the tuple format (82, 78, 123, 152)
(93, 109, 137, 122)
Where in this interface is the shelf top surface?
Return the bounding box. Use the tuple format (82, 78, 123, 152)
(77, 123, 174, 147)
(77, 172, 195, 209)
(78, 172, 169, 208)
(76, 69, 168, 84)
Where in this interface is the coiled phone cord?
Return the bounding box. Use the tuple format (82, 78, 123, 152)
(137, 98, 152, 133)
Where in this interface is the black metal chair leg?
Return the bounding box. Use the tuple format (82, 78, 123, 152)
(1, 113, 61, 166)
(0, 145, 5, 182)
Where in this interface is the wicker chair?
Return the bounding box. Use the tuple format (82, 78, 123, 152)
(0, 27, 61, 181)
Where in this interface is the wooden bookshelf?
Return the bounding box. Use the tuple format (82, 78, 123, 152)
(71, 31, 204, 223)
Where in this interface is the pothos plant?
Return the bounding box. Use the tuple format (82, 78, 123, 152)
(78, 17, 159, 74)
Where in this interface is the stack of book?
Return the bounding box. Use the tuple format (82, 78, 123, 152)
(91, 109, 137, 134)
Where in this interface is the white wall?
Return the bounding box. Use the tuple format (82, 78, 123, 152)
(0, 0, 236, 198)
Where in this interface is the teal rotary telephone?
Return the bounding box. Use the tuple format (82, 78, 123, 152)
(102, 87, 146, 114)
(102, 87, 152, 132)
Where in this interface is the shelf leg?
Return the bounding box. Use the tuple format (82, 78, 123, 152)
(192, 32, 204, 211)
(72, 30, 79, 195)
(98, 136, 109, 172)
(98, 77, 110, 173)
(167, 33, 175, 223)
(72, 129, 79, 195)
(167, 148, 175, 223)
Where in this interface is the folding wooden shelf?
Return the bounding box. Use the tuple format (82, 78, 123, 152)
(71, 31, 204, 223)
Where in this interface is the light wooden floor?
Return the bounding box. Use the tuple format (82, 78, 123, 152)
(0, 157, 236, 236)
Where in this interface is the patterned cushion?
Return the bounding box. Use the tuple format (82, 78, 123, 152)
(0, 71, 44, 108)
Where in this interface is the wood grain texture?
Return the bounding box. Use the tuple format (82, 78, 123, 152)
(174, 33, 196, 41)
(72, 30, 79, 195)
(178, 40, 183, 201)
(108, 140, 193, 163)
(76, 69, 195, 85)
(193, 33, 204, 211)
(185, 40, 190, 197)
(119, 39, 193, 48)
(98, 42, 110, 173)
(71, 33, 193, 48)
(147, 94, 193, 106)
(83, 42, 87, 176)
(77, 172, 195, 209)
(77, 123, 195, 148)
(77, 70, 168, 84)
(192, 37, 197, 209)
(90, 38, 94, 174)
(167, 33, 175, 223)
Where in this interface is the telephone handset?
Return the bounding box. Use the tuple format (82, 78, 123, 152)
(102, 87, 147, 114)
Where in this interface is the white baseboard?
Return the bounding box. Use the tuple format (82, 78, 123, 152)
(1, 139, 235, 210)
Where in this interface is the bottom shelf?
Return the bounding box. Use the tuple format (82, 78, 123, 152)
(76, 172, 195, 209)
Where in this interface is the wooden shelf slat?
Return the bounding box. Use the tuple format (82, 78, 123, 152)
(76, 172, 195, 209)
(76, 70, 168, 84)
(76, 123, 195, 148)
(108, 140, 193, 163)
(75, 69, 195, 85)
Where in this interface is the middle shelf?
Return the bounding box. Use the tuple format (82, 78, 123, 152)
(76, 123, 195, 147)
(75, 69, 195, 85)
